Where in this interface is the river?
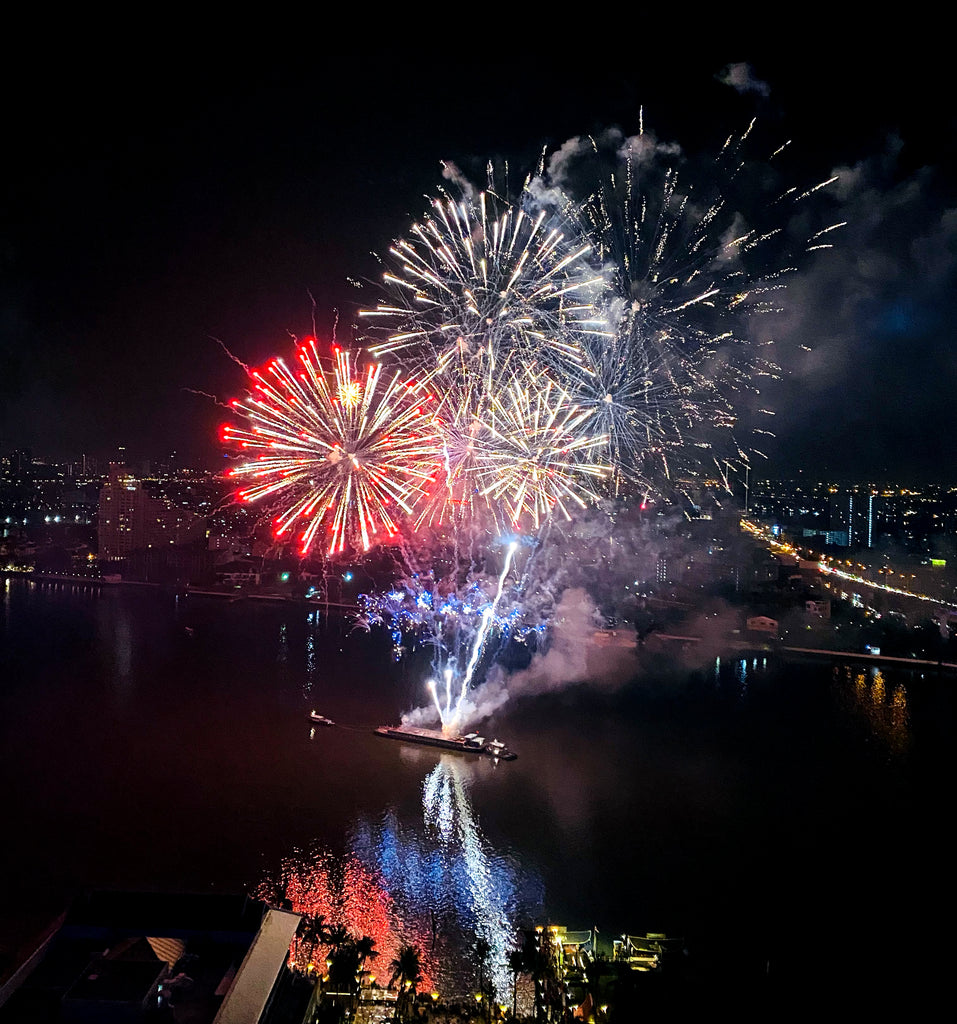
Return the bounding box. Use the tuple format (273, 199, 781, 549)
(0, 576, 952, 998)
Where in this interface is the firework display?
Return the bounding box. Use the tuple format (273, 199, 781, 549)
(226, 117, 836, 733)
(359, 181, 614, 529)
(359, 184, 608, 375)
(224, 340, 440, 555)
(540, 118, 843, 487)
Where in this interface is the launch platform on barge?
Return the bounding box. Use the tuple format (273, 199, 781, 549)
(374, 725, 517, 760)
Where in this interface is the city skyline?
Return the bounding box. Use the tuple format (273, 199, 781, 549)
(2, 55, 955, 481)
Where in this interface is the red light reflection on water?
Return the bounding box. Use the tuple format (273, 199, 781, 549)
(258, 850, 434, 988)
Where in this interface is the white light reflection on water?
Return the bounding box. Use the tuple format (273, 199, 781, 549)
(277, 621, 288, 665)
(422, 757, 515, 998)
(95, 594, 133, 692)
(736, 657, 748, 698)
(266, 754, 542, 1001)
(304, 632, 317, 696)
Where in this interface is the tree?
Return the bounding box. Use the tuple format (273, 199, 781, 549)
(507, 948, 526, 1021)
(299, 912, 332, 948)
(326, 923, 351, 952)
(322, 931, 378, 1022)
(389, 944, 423, 1023)
(292, 913, 331, 975)
(519, 931, 548, 1022)
(473, 936, 494, 1022)
(518, 929, 565, 1022)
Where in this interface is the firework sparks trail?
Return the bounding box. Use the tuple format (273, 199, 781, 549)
(360, 177, 613, 529)
(531, 116, 841, 487)
(209, 335, 252, 372)
(359, 183, 608, 374)
(182, 387, 234, 411)
(461, 542, 517, 692)
(224, 338, 442, 555)
(223, 117, 837, 732)
(362, 535, 542, 732)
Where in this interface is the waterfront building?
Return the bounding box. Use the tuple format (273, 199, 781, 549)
(0, 892, 302, 1024)
(98, 464, 205, 561)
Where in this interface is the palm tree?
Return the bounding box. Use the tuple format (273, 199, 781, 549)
(473, 937, 493, 1022)
(325, 923, 351, 952)
(324, 932, 377, 1020)
(518, 929, 565, 1022)
(354, 934, 379, 970)
(299, 912, 332, 946)
(507, 948, 526, 1021)
(293, 912, 331, 975)
(389, 944, 423, 1023)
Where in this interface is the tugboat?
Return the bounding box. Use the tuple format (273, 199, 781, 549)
(309, 711, 335, 726)
(374, 725, 517, 761)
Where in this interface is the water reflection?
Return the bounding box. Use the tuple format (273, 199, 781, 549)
(735, 657, 748, 698)
(259, 846, 437, 987)
(837, 665, 911, 758)
(305, 632, 317, 694)
(261, 755, 542, 1000)
(95, 593, 133, 691)
(421, 757, 517, 998)
(712, 654, 769, 698)
(277, 622, 288, 665)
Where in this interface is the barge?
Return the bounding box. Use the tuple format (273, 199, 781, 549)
(374, 725, 517, 761)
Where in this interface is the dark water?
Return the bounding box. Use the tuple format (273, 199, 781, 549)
(1, 576, 953, 996)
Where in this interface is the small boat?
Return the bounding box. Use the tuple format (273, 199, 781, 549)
(589, 628, 637, 649)
(374, 725, 517, 760)
(309, 711, 335, 726)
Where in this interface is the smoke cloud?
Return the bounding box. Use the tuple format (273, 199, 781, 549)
(433, 587, 640, 732)
(717, 63, 771, 97)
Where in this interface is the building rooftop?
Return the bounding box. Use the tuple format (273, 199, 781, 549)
(0, 892, 300, 1024)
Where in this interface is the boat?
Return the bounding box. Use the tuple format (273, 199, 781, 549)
(589, 628, 638, 650)
(309, 711, 335, 726)
(374, 725, 517, 761)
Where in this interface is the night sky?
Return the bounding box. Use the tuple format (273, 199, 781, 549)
(2, 55, 954, 480)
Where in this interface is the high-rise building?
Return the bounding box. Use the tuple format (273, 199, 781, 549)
(98, 464, 205, 560)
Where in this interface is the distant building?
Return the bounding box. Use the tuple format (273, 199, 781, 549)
(98, 464, 205, 561)
(805, 598, 832, 619)
(215, 560, 262, 586)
